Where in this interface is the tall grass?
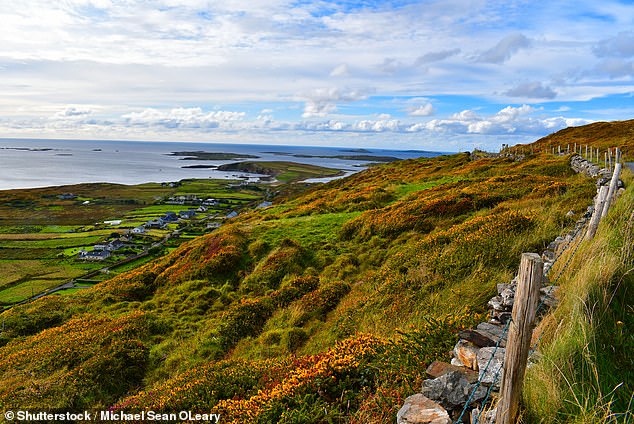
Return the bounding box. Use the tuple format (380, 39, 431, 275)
(523, 170, 634, 423)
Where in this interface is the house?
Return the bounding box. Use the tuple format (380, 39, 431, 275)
(93, 244, 109, 251)
(163, 212, 178, 222)
(58, 193, 77, 200)
(131, 226, 145, 234)
(257, 201, 273, 209)
(109, 240, 126, 250)
(179, 210, 197, 219)
(78, 250, 111, 260)
(225, 211, 238, 219)
(197, 205, 208, 212)
(146, 219, 166, 229)
(206, 222, 221, 230)
(203, 198, 218, 206)
(103, 220, 122, 226)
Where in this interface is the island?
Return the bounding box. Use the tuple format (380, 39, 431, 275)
(168, 151, 260, 160)
(216, 161, 344, 183)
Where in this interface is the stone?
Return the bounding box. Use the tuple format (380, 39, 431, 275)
(450, 357, 464, 367)
(477, 347, 506, 389)
(470, 407, 497, 424)
(453, 340, 480, 370)
(397, 394, 451, 424)
(539, 286, 560, 309)
(421, 371, 487, 409)
(459, 329, 497, 348)
(426, 361, 479, 384)
(487, 295, 505, 311)
(476, 322, 507, 347)
(500, 288, 515, 308)
(489, 310, 512, 325)
(565, 210, 575, 217)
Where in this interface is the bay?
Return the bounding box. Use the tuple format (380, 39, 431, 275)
(0, 138, 443, 190)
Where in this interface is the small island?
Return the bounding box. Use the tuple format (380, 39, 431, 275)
(217, 161, 344, 183)
(168, 151, 260, 161)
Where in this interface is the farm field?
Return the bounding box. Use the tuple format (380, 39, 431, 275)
(0, 161, 343, 307)
(0, 178, 263, 306)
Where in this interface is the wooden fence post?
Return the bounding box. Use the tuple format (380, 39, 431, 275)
(601, 162, 622, 219)
(496, 253, 543, 424)
(585, 185, 609, 240)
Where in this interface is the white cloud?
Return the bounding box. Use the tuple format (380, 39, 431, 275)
(54, 106, 93, 118)
(415, 48, 461, 65)
(594, 59, 634, 78)
(504, 82, 557, 99)
(594, 31, 634, 58)
(408, 103, 435, 116)
(300, 87, 370, 118)
(477, 33, 531, 64)
(122, 107, 245, 129)
(425, 104, 591, 135)
(330, 64, 350, 77)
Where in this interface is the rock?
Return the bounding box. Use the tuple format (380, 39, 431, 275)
(397, 394, 451, 424)
(565, 210, 575, 218)
(477, 347, 505, 389)
(487, 295, 505, 311)
(539, 286, 560, 309)
(426, 361, 479, 384)
(499, 288, 515, 308)
(470, 407, 497, 424)
(453, 340, 480, 370)
(459, 329, 497, 348)
(421, 371, 487, 409)
(542, 250, 555, 261)
(489, 311, 511, 325)
(476, 322, 507, 347)
(451, 357, 464, 367)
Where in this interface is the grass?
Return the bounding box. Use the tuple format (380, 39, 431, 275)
(0, 235, 103, 249)
(252, 212, 362, 246)
(0, 124, 630, 422)
(523, 169, 634, 423)
(0, 279, 66, 304)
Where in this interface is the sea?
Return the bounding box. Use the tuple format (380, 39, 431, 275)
(0, 138, 445, 190)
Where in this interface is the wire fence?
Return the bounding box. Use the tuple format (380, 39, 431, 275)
(453, 218, 589, 424)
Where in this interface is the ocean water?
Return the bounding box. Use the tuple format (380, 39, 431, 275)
(0, 138, 443, 190)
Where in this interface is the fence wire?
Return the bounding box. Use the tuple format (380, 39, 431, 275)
(454, 218, 589, 424)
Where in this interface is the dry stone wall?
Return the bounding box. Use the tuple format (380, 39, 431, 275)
(396, 154, 619, 424)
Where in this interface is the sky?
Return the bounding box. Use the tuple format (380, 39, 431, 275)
(0, 0, 633, 151)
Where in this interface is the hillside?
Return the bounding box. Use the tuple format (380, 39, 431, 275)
(0, 120, 632, 422)
(530, 119, 634, 161)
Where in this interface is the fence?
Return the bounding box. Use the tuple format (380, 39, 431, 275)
(453, 148, 624, 423)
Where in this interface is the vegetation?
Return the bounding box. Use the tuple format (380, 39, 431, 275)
(0, 120, 631, 422)
(523, 168, 634, 423)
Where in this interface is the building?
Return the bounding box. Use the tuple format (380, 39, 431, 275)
(131, 226, 145, 234)
(78, 250, 111, 261)
(179, 210, 197, 219)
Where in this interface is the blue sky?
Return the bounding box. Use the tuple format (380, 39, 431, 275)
(0, 0, 633, 151)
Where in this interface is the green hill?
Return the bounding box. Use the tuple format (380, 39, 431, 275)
(0, 120, 632, 422)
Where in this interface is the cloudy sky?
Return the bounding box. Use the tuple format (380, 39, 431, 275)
(1, 0, 633, 151)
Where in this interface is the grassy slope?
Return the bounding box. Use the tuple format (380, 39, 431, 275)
(529, 119, 634, 161)
(523, 169, 634, 423)
(0, 120, 631, 422)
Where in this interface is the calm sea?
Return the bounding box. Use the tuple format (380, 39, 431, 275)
(0, 138, 444, 190)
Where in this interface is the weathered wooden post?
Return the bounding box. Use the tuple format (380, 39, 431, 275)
(601, 162, 622, 219)
(585, 185, 609, 240)
(496, 253, 543, 424)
